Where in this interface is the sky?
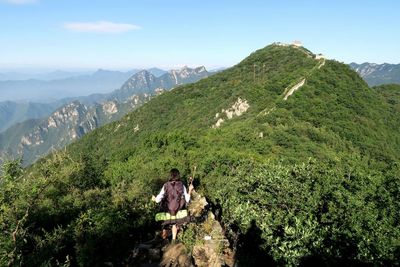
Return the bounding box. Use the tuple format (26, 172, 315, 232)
(0, 0, 399, 71)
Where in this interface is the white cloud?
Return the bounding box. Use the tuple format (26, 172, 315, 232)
(1, 0, 38, 4)
(64, 21, 141, 34)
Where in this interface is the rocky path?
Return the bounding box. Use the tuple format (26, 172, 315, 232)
(127, 191, 234, 267)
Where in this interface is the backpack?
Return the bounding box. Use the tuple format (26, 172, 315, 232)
(163, 180, 186, 216)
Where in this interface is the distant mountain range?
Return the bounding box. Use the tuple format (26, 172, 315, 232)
(0, 68, 170, 131)
(0, 68, 169, 102)
(0, 66, 210, 165)
(0, 97, 150, 165)
(0, 69, 135, 102)
(0, 68, 169, 81)
(110, 66, 209, 102)
(0, 70, 92, 81)
(350, 63, 400, 86)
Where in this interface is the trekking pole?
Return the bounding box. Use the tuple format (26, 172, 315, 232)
(189, 165, 196, 187)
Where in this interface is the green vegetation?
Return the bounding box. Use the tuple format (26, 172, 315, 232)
(1, 44, 399, 266)
(207, 159, 400, 265)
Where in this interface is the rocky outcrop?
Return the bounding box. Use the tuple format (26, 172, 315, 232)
(213, 98, 250, 128)
(112, 66, 210, 102)
(102, 101, 118, 115)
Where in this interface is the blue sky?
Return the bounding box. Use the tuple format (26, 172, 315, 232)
(0, 0, 399, 70)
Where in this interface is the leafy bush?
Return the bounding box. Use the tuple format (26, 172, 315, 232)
(205, 159, 400, 265)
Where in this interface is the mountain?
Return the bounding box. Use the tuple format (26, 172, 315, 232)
(350, 62, 400, 86)
(70, 47, 399, 165)
(210, 66, 228, 73)
(0, 68, 171, 132)
(109, 66, 209, 102)
(0, 70, 93, 81)
(1, 44, 399, 266)
(0, 66, 211, 166)
(147, 67, 167, 77)
(0, 67, 201, 102)
(0, 101, 60, 132)
(0, 97, 150, 165)
(0, 69, 137, 102)
(39, 70, 93, 80)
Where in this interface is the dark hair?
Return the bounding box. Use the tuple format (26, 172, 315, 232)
(169, 168, 180, 181)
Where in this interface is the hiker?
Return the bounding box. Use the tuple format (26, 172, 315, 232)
(151, 168, 194, 241)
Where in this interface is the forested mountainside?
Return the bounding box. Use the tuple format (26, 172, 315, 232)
(1, 44, 399, 266)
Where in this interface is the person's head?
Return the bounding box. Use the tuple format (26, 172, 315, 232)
(169, 168, 180, 181)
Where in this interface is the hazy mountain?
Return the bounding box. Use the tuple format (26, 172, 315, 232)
(0, 70, 96, 81)
(60, 66, 210, 104)
(0, 69, 138, 102)
(0, 66, 211, 165)
(0, 69, 140, 129)
(209, 66, 228, 72)
(0, 101, 62, 132)
(350, 62, 400, 86)
(147, 67, 167, 77)
(110, 66, 209, 102)
(0, 97, 150, 165)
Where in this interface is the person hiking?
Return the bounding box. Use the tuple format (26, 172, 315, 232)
(151, 168, 194, 241)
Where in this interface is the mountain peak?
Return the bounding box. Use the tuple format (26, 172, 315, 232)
(195, 66, 207, 73)
(136, 69, 152, 76)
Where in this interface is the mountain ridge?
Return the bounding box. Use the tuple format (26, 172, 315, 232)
(1, 43, 399, 266)
(0, 67, 169, 102)
(71, 44, 397, 164)
(350, 62, 400, 86)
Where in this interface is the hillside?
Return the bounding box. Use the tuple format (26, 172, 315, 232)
(374, 84, 400, 126)
(71, 46, 399, 165)
(374, 83, 400, 109)
(1, 44, 399, 266)
(350, 62, 400, 86)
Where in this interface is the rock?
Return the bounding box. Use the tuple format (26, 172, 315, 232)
(160, 243, 193, 267)
(192, 245, 221, 267)
(187, 191, 208, 217)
